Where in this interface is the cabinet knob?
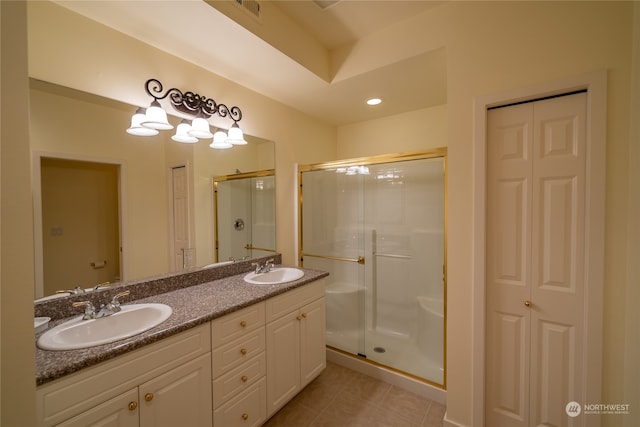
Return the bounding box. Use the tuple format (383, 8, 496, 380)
(242, 413, 249, 420)
(240, 348, 248, 355)
(144, 392, 154, 402)
(296, 315, 302, 321)
(524, 300, 532, 307)
(241, 375, 248, 382)
(301, 313, 307, 319)
(128, 401, 138, 411)
(240, 320, 247, 328)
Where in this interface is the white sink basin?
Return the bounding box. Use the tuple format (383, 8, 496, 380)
(244, 267, 304, 285)
(37, 303, 172, 351)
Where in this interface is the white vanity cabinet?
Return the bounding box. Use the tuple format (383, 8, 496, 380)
(212, 302, 267, 427)
(36, 323, 212, 427)
(36, 276, 327, 427)
(265, 279, 326, 417)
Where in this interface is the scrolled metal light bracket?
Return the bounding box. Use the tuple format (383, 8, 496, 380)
(144, 78, 242, 123)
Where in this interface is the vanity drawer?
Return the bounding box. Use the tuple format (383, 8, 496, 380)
(213, 377, 266, 427)
(265, 279, 325, 322)
(212, 326, 265, 378)
(212, 302, 265, 347)
(213, 352, 265, 407)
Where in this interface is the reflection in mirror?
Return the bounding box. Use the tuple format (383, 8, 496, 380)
(214, 171, 276, 262)
(39, 158, 121, 297)
(29, 79, 275, 299)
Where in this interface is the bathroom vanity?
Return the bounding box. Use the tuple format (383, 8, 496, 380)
(34, 258, 328, 427)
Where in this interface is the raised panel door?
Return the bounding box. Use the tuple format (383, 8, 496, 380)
(266, 310, 301, 416)
(139, 353, 212, 427)
(486, 92, 587, 427)
(300, 297, 326, 387)
(486, 102, 533, 427)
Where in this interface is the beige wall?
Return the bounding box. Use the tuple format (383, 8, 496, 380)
(336, 104, 448, 158)
(624, 3, 640, 426)
(1, 1, 37, 425)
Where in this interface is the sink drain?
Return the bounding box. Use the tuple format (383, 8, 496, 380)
(373, 346, 386, 353)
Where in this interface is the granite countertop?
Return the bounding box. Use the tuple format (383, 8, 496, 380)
(35, 265, 329, 386)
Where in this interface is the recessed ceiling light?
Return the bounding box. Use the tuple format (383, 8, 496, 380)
(366, 98, 382, 106)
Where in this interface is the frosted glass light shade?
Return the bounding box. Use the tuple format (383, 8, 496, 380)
(140, 101, 173, 130)
(188, 117, 214, 139)
(226, 123, 247, 145)
(127, 108, 159, 136)
(209, 128, 232, 149)
(171, 120, 198, 143)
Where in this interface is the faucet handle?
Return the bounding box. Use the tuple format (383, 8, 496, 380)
(251, 262, 261, 273)
(93, 281, 111, 291)
(72, 300, 96, 319)
(111, 290, 130, 305)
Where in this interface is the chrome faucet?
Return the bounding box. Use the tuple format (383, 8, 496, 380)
(56, 285, 86, 295)
(72, 290, 131, 320)
(252, 258, 275, 274)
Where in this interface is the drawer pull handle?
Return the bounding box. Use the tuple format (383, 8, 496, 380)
(144, 392, 154, 402)
(240, 348, 248, 355)
(240, 320, 247, 327)
(242, 413, 249, 420)
(241, 375, 248, 382)
(128, 401, 138, 411)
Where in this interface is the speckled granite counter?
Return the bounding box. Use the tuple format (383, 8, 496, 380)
(35, 259, 328, 386)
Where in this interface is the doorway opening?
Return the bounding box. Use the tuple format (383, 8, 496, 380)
(34, 156, 122, 298)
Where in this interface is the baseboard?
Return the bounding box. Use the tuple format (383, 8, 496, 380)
(443, 412, 467, 427)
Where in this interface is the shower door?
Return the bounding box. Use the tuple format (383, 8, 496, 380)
(300, 167, 367, 358)
(299, 150, 447, 387)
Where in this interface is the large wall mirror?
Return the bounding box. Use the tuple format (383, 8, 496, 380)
(30, 79, 275, 298)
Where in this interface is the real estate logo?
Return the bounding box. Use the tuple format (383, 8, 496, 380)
(566, 401, 582, 417)
(565, 401, 631, 417)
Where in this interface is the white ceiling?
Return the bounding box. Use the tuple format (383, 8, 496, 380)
(54, 0, 447, 126)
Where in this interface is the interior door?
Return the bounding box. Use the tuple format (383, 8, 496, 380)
(486, 92, 587, 427)
(171, 165, 191, 270)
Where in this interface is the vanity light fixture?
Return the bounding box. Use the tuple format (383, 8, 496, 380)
(127, 78, 247, 148)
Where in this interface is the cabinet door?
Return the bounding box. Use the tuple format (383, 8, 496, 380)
(300, 297, 326, 387)
(56, 389, 139, 427)
(266, 310, 301, 416)
(139, 353, 212, 427)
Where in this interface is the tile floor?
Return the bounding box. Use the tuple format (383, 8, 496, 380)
(263, 361, 446, 427)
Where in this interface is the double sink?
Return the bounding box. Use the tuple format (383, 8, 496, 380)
(37, 267, 304, 351)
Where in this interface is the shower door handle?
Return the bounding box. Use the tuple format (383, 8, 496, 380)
(357, 256, 365, 265)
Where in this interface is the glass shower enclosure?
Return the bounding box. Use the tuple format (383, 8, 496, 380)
(299, 150, 446, 387)
(214, 170, 276, 262)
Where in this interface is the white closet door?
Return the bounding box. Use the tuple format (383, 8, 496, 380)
(486, 102, 533, 427)
(486, 92, 587, 427)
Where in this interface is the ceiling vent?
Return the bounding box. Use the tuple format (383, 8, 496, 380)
(234, 0, 261, 18)
(312, 0, 340, 10)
